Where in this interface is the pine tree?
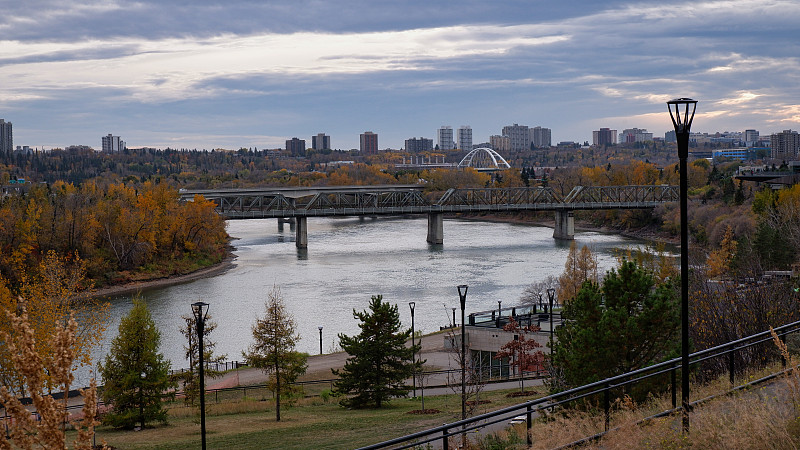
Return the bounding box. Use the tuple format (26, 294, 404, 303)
(100, 298, 175, 429)
(552, 260, 679, 389)
(557, 241, 598, 304)
(333, 295, 421, 408)
(243, 286, 307, 421)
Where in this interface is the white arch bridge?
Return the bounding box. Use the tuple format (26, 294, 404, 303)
(180, 184, 678, 248)
(457, 147, 511, 171)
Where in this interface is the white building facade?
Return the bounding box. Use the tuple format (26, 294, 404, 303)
(101, 134, 125, 153)
(457, 126, 472, 152)
(437, 126, 454, 150)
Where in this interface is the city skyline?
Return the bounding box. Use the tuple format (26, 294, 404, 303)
(1, 0, 798, 150)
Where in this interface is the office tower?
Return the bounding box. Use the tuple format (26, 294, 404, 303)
(771, 130, 800, 160)
(592, 128, 617, 146)
(744, 129, 759, 147)
(285, 137, 306, 156)
(501, 124, 530, 152)
(530, 126, 551, 148)
(312, 133, 331, 151)
(457, 126, 473, 152)
(437, 126, 454, 150)
(0, 120, 11, 155)
(360, 131, 378, 154)
(101, 133, 126, 153)
(405, 137, 434, 153)
(619, 128, 654, 143)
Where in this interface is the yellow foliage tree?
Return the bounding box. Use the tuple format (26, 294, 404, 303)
(557, 242, 598, 304)
(0, 251, 108, 395)
(0, 310, 100, 450)
(706, 226, 737, 280)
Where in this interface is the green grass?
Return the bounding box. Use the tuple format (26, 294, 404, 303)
(81, 388, 543, 449)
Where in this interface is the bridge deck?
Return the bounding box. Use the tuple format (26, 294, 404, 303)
(182, 185, 679, 219)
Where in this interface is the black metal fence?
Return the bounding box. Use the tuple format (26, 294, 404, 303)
(357, 319, 800, 449)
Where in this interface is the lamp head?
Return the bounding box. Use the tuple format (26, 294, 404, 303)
(666, 98, 697, 133)
(546, 288, 555, 301)
(318, 326, 323, 331)
(191, 301, 209, 322)
(408, 301, 415, 313)
(457, 284, 468, 309)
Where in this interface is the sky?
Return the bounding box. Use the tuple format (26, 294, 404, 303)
(1, 0, 799, 151)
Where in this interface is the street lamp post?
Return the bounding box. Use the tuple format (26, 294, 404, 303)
(452, 307, 456, 327)
(457, 285, 468, 423)
(318, 326, 323, 355)
(409, 302, 416, 398)
(667, 97, 697, 434)
(547, 288, 555, 352)
(192, 301, 210, 450)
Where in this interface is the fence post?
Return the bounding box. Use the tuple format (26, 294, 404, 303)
(442, 426, 449, 450)
(671, 367, 677, 409)
(603, 383, 610, 432)
(729, 344, 735, 386)
(526, 403, 533, 446)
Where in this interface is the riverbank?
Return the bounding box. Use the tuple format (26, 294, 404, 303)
(456, 212, 679, 246)
(90, 250, 237, 299)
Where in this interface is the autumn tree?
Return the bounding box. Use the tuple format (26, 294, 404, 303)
(557, 241, 598, 304)
(176, 312, 226, 407)
(494, 318, 545, 393)
(100, 299, 175, 429)
(0, 310, 99, 450)
(552, 260, 680, 388)
(0, 251, 108, 396)
(706, 226, 737, 280)
(243, 286, 307, 421)
(333, 295, 421, 408)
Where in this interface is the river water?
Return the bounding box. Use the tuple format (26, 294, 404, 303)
(79, 216, 649, 385)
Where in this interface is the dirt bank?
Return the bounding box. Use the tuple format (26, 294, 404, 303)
(90, 252, 237, 299)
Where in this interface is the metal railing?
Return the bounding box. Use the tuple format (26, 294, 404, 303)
(358, 319, 800, 449)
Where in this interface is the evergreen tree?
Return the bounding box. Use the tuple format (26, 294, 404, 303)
(552, 261, 680, 388)
(100, 299, 175, 429)
(243, 286, 307, 421)
(333, 295, 422, 408)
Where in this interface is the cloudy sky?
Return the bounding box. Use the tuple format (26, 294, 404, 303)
(1, 0, 798, 150)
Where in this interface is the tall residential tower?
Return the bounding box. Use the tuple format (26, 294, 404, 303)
(0, 120, 11, 155)
(457, 126, 472, 152)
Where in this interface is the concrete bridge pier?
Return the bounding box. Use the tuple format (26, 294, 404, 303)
(296, 217, 308, 248)
(553, 210, 574, 240)
(277, 217, 296, 232)
(427, 213, 443, 245)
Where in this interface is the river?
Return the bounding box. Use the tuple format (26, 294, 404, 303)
(79, 216, 650, 385)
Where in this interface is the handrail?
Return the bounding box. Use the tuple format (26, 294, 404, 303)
(358, 319, 800, 449)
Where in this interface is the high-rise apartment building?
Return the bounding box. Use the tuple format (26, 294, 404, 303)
(437, 126, 454, 150)
(619, 128, 654, 143)
(360, 131, 378, 155)
(744, 129, 760, 147)
(101, 133, 125, 153)
(592, 128, 617, 146)
(501, 124, 530, 152)
(0, 120, 12, 155)
(312, 133, 331, 151)
(489, 135, 511, 153)
(285, 137, 306, 156)
(405, 137, 433, 153)
(771, 130, 800, 160)
(457, 126, 473, 152)
(530, 126, 551, 148)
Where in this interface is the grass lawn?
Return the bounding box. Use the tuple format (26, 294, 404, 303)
(83, 387, 543, 449)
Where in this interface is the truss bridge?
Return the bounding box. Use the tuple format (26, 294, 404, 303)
(180, 184, 678, 247)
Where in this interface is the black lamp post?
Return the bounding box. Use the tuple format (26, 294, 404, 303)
(452, 307, 456, 327)
(409, 301, 416, 398)
(457, 285, 468, 423)
(192, 301, 210, 450)
(667, 97, 697, 433)
(546, 288, 555, 352)
(318, 326, 323, 355)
